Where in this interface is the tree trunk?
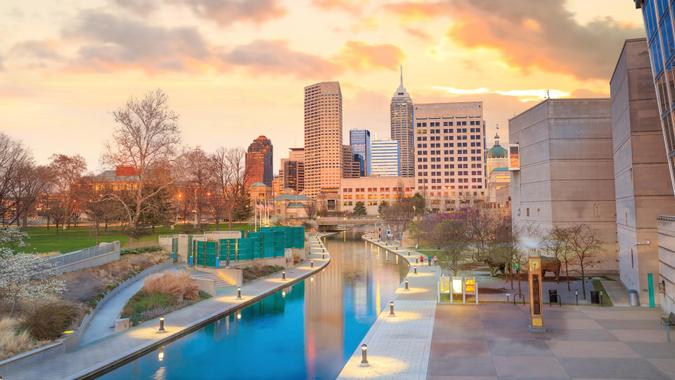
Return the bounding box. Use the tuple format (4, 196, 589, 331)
(565, 260, 570, 291)
(580, 261, 587, 299)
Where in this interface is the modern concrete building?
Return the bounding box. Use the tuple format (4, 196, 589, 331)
(611, 38, 675, 304)
(280, 148, 304, 193)
(370, 140, 400, 177)
(349, 129, 371, 176)
(633, 0, 675, 313)
(414, 102, 486, 212)
(304, 82, 342, 204)
(391, 66, 415, 178)
(245, 135, 273, 187)
(509, 99, 618, 272)
(339, 176, 416, 215)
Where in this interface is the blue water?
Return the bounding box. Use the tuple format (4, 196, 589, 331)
(100, 232, 406, 379)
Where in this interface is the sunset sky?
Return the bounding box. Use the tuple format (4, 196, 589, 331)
(0, 0, 645, 173)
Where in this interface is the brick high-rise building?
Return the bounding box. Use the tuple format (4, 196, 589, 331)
(280, 147, 304, 193)
(414, 102, 486, 212)
(304, 82, 342, 202)
(391, 66, 415, 178)
(245, 135, 273, 188)
(342, 145, 361, 178)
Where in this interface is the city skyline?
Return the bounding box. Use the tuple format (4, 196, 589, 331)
(0, 1, 644, 172)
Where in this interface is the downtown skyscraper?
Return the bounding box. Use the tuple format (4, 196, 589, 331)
(349, 129, 371, 175)
(390, 66, 415, 178)
(244, 135, 273, 187)
(304, 82, 343, 199)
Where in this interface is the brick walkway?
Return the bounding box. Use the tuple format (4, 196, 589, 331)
(1, 235, 331, 380)
(338, 238, 439, 380)
(428, 303, 675, 379)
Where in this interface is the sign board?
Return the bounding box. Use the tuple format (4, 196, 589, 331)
(528, 257, 544, 330)
(465, 278, 476, 293)
(452, 278, 463, 294)
(509, 144, 520, 171)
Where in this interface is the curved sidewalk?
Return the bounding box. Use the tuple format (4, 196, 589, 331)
(338, 237, 439, 380)
(79, 266, 180, 346)
(2, 234, 332, 380)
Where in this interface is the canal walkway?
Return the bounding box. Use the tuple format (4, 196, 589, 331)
(1, 234, 332, 380)
(338, 237, 440, 380)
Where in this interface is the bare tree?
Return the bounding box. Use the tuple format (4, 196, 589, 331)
(176, 147, 214, 230)
(211, 147, 248, 228)
(10, 163, 52, 228)
(425, 218, 470, 276)
(48, 154, 86, 230)
(102, 89, 181, 237)
(542, 226, 575, 290)
(568, 224, 601, 299)
(0, 133, 31, 225)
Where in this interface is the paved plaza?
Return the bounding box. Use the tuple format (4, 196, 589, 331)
(428, 304, 675, 380)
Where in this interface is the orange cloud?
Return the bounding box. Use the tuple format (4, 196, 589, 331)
(384, 1, 643, 80)
(336, 41, 404, 71)
(312, 0, 364, 13)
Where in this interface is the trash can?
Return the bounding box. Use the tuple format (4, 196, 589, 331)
(590, 290, 600, 304)
(548, 289, 559, 304)
(628, 289, 640, 307)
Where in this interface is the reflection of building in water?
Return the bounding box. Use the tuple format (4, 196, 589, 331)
(343, 241, 370, 322)
(304, 241, 344, 379)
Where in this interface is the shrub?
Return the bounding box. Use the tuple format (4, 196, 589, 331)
(143, 272, 199, 302)
(0, 317, 37, 360)
(243, 265, 284, 282)
(121, 246, 164, 255)
(21, 302, 79, 340)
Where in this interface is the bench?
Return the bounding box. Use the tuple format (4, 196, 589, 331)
(661, 312, 675, 327)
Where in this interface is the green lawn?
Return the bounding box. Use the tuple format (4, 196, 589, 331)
(20, 223, 254, 254)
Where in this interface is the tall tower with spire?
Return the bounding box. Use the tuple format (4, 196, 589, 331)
(390, 65, 415, 177)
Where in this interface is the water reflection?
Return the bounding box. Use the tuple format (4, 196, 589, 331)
(100, 232, 405, 380)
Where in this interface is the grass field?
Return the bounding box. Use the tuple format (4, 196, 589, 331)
(20, 223, 254, 254)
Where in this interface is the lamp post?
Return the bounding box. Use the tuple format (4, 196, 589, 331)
(158, 317, 166, 333)
(360, 344, 369, 367)
(282, 271, 286, 280)
(389, 301, 395, 316)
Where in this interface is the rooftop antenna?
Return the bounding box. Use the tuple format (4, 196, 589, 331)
(400, 65, 403, 87)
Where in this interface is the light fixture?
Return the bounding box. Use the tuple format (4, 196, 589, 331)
(405, 279, 409, 290)
(158, 317, 166, 333)
(414, 266, 417, 274)
(237, 287, 242, 300)
(360, 344, 369, 367)
(282, 271, 286, 280)
(389, 301, 395, 316)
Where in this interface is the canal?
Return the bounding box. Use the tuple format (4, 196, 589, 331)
(100, 231, 408, 379)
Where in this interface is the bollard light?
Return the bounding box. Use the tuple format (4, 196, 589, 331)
(389, 301, 395, 316)
(310, 261, 314, 268)
(407, 251, 410, 256)
(360, 344, 369, 367)
(282, 271, 286, 280)
(322, 253, 326, 259)
(405, 279, 409, 290)
(414, 266, 417, 274)
(158, 347, 165, 362)
(575, 290, 579, 305)
(158, 317, 166, 333)
(415, 258, 419, 264)
(506, 293, 510, 302)
(237, 287, 242, 300)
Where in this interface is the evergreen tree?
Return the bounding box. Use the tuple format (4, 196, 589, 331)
(353, 201, 367, 216)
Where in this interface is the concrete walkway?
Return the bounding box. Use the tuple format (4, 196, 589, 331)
(428, 303, 675, 379)
(1, 234, 331, 380)
(338, 237, 439, 380)
(79, 266, 180, 346)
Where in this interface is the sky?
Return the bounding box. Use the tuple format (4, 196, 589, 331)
(0, 0, 645, 174)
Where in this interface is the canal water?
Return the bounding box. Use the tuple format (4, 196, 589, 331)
(100, 231, 407, 380)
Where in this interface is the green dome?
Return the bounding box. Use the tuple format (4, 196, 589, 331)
(487, 143, 508, 159)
